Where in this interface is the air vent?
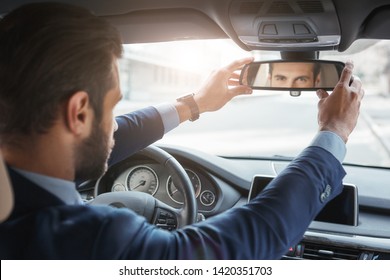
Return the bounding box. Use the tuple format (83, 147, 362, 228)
(303, 243, 360, 260)
(297, 1, 324, 13)
(239, 1, 264, 14)
(268, 1, 294, 14)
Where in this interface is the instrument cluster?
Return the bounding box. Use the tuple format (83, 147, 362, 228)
(111, 164, 218, 211)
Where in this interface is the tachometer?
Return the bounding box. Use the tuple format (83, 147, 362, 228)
(166, 169, 201, 204)
(126, 166, 159, 195)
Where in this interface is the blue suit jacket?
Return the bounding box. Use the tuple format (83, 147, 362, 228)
(0, 107, 346, 259)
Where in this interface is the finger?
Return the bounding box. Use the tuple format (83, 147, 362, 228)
(339, 61, 354, 85)
(229, 86, 253, 96)
(350, 76, 365, 101)
(228, 80, 240, 86)
(350, 75, 362, 91)
(230, 72, 241, 79)
(316, 89, 329, 100)
(225, 57, 254, 72)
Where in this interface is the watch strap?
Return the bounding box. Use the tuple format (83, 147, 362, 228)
(176, 93, 199, 121)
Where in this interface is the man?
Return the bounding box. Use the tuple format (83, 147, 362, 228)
(0, 3, 364, 259)
(269, 62, 321, 88)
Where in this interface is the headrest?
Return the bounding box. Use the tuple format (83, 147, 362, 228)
(0, 152, 13, 222)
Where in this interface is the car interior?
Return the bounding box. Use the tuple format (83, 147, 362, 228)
(1, 0, 390, 260)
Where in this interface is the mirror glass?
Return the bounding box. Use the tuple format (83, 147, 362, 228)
(240, 60, 345, 90)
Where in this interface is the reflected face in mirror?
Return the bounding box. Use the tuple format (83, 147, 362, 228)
(269, 62, 321, 88)
(240, 60, 344, 91)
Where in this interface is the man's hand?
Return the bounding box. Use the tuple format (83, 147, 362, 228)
(194, 57, 254, 113)
(316, 61, 365, 143)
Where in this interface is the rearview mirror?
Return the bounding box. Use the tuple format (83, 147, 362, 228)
(240, 60, 345, 91)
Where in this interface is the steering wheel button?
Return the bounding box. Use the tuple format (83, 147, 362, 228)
(166, 212, 174, 218)
(159, 210, 168, 217)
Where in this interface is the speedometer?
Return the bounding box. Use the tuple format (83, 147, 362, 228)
(126, 166, 159, 195)
(166, 169, 201, 204)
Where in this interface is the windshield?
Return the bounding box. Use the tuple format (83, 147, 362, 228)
(117, 39, 390, 168)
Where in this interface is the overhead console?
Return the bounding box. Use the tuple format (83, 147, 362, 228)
(229, 0, 341, 51)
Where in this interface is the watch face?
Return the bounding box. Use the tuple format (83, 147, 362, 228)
(177, 94, 199, 121)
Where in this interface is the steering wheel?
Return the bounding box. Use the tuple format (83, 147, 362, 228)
(90, 145, 197, 229)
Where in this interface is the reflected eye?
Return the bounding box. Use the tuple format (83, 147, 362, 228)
(274, 76, 286, 81)
(297, 77, 308, 82)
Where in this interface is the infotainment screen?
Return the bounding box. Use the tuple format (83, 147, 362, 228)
(248, 175, 358, 226)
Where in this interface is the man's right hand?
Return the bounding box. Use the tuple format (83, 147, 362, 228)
(316, 61, 365, 143)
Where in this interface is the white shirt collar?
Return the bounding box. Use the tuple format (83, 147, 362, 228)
(13, 168, 84, 205)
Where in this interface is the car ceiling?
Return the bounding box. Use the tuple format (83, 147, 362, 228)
(2, 0, 390, 52)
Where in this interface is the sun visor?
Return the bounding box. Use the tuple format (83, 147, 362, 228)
(363, 7, 390, 39)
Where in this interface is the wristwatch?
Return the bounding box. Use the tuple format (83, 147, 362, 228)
(176, 93, 199, 121)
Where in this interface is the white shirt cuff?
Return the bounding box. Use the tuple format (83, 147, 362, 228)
(154, 103, 180, 134)
(310, 131, 346, 163)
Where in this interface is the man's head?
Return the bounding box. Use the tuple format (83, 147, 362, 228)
(268, 62, 321, 88)
(0, 3, 123, 180)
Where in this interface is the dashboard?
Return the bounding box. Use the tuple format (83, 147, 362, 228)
(108, 164, 221, 212)
(79, 144, 390, 260)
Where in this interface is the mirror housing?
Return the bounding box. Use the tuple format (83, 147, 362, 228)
(240, 60, 345, 91)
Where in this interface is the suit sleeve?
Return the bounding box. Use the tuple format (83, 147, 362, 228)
(107, 146, 346, 259)
(108, 107, 165, 166)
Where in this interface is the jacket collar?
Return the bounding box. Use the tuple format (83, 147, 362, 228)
(7, 167, 67, 220)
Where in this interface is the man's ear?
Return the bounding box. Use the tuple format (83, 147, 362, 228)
(65, 91, 93, 136)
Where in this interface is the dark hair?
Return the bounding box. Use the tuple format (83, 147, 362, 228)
(0, 2, 123, 145)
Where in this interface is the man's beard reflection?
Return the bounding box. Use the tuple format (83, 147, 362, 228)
(75, 120, 112, 181)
